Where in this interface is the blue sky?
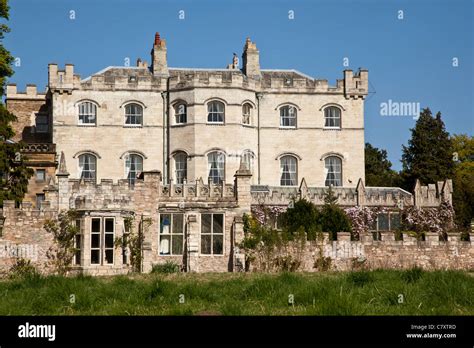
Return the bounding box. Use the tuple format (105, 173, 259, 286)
(4, 0, 473, 170)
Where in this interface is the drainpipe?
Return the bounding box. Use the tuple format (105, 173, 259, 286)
(256, 92, 263, 185)
(161, 77, 171, 184)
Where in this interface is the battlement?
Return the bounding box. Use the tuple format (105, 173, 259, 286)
(6, 84, 47, 100)
(251, 178, 451, 208)
(48, 63, 82, 91)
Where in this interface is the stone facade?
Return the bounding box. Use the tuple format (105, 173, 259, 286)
(7, 34, 367, 187)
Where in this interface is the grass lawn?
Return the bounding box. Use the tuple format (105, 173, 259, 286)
(0, 270, 472, 315)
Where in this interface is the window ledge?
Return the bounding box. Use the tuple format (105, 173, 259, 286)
(279, 126, 297, 130)
(77, 124, 96, 127)
(242, 124, 255, 128)
(206, 122, 225, 126)
(123, 125, 143, 128)
(323, 127, 341, 130)
(171, 123, 187, 127)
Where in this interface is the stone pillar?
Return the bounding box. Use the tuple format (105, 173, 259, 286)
(186, 213, 200, 272)
(234, 165, 252, 214)
(232, 216, 245, 272)
(56, 151, 70, 211)
(380, 231, 395, 242)
(338, 232, 351, 241)
(403, 233, 417, 245)
(425, 232, 439, 244)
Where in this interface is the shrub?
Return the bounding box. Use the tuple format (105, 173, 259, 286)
(402, 267, 423, 283)
(279, 199, 321, 240)
(273, 255, 301, 272)
(320, 204, 352, 239)
(151, 261, 181, 274)
(314, 256, 332, 271)
(8, 258, 39, 280)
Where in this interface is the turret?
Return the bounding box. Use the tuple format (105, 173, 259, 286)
(151, 32, 169, 76)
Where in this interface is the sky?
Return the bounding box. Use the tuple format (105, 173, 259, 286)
(3, 0, 473, 170)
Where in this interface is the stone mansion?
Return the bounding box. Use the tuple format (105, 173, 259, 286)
(1, 33, 464, 275)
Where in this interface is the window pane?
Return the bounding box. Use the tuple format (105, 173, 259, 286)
(172, 214, 184, 234)
(160, 235, 171, 255)
(213, 214, 223, 234)
(390, 213, 400, 230)
(105, 218, 114, 233)
(201, 214, 212, 234)
(91, 234, 100, 248)
(201, 235, 211, 255)
(280, 156, 297, 186)
(91, 218, 101, 233)
(324, 157, 342, 187)
(91, 250, 100, 264)
(160, 214, 171, 234)
(105, 233, 114, 248)
(172, 235, 183, 255)
(105, 250, 114, 264)
(212, 235, 223, 254)
(377, 213, 389, 231)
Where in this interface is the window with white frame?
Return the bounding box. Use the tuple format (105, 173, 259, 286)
(208, 151, 225, 184)
(242, 103, 252, 125)
(324, 106, 341, 128)
(174, 103, 187, 124)
(324, 156, 342, 187)
(280, 155, 297, 186)
(280, 105, 297, 128)
(125, 154, 143, 185)
(78, 102, 97, 125)
(90, 217, 115, 265)
(124, 103, 143, 126)
(35, 169, 46, 182)
(35, 114, 49, 133)
(207, 101, 225, 123)
(174, 152, 187, 184)
(78, 154, 97, 181)
(201, 213, 224, 255)
(241, 151, 254, 173)
(159, 213, 184, 255)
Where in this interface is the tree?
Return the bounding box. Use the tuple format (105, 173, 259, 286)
(365, 142, 400, 187)
(451, 134, 474, 230)
(400, 108, 454, 191)
(320, 187, 352, 239)
(44, 210, 79, 275)
(279, 199, 321, 240)
(0, 0, 33, 206)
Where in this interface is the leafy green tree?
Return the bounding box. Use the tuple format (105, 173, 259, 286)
(320, 187, 352, 239)
(279, 199, 321, 240)
(0, 0, 33, 206)
(365, 142, 400, 187)
(451, 134, 474, 230)
(400, 108, 454, 190)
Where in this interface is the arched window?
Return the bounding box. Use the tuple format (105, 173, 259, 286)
(78, 154, 97, 181)
(324, 156, 342, 186)
(208, 151, 225, 184)
(324, 106, 341, 128)
(207, 101, 225, 123)
(241, 151, 254, 173)
(174, 103, 187, 124)
(124, 103, 143, 126)
(280, 105, 297, 128)
(174, 152, 188, 184)
(242, 103, 252, 125)
(125, 154, 143, 185)
(78, 102, 97, 125)
(280, 155, 297, 186)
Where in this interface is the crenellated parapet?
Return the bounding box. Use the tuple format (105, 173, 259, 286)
(250, 177, 451, 209)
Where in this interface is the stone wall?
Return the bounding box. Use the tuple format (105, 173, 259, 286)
(249, 232, 474, 272)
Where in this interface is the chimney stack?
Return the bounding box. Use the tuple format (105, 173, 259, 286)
(151, 32, 169, 76)
(242, 37, 260, 79)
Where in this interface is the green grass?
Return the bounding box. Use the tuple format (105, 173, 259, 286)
(0, 270, 472, 315)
